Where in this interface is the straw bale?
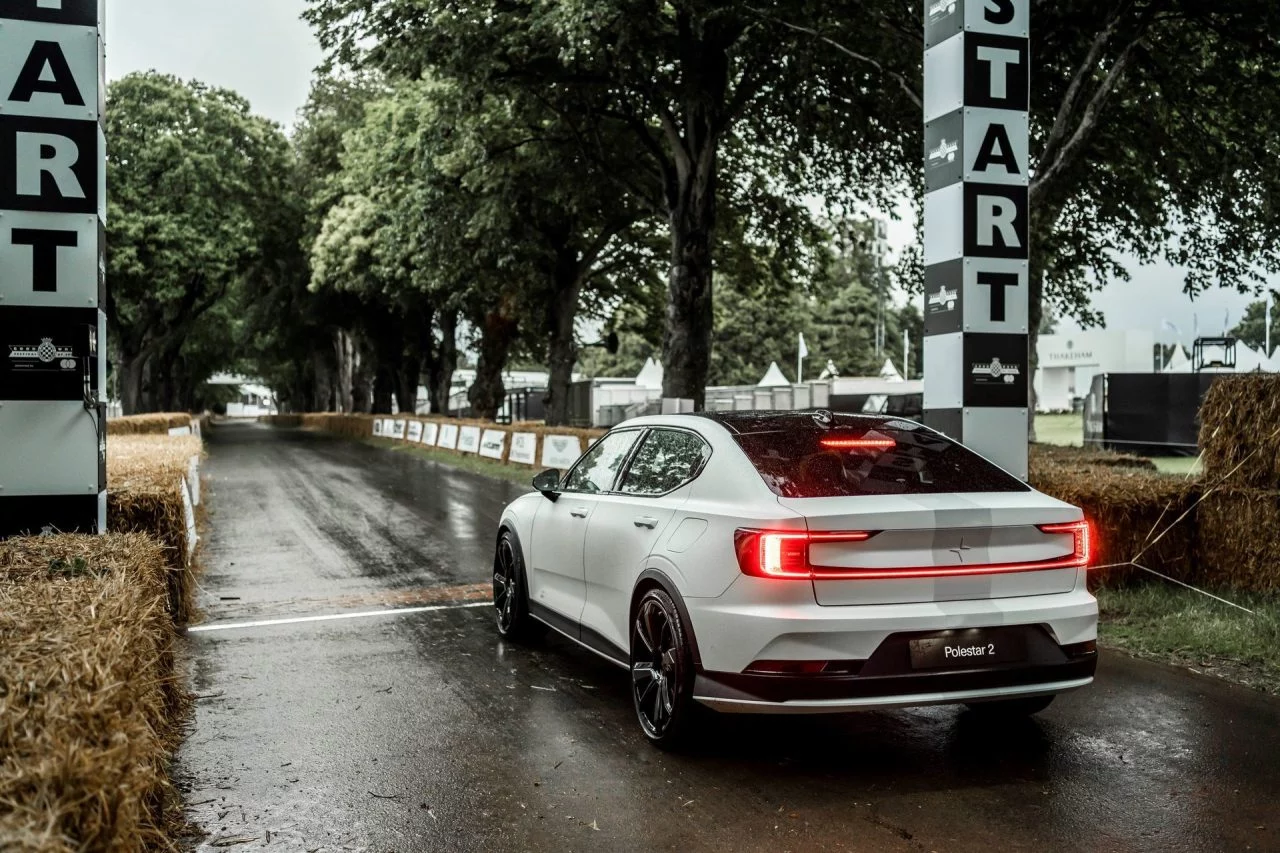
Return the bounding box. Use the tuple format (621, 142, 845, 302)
(0, 534, 186, 852)
(1029, 443, 1157, 473)
(1031, 464, 1200, 587)
(1198, 375, 1280, 489)
(107, 434, 205, 623)
(1198, 488, 1280, 593)
(105, 413, 194, 436)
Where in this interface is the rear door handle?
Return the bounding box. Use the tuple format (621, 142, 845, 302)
(634, 516, 659, 529)
(570, 507, 589, 518)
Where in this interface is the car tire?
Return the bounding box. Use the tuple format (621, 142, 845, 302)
(630, 587, 699, 749)
(964, 694, 1055, 717)
(493, 531, 542, 643)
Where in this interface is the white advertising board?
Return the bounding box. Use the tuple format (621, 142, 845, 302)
(540, 434, 583, 469)
(437, 423, 459, 449)
(508, 432, 537, 466)
(457, 425, 482, 454)
(421, 422, 439, 446)
(479, 429, 506, 460)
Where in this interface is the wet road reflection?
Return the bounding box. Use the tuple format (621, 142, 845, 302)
(178, 422, 1280, 852)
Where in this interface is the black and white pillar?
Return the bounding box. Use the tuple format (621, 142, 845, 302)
(0, 0, 107, 536)
(922, 0, 1030, 479)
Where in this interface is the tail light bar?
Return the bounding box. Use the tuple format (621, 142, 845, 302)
(734, 519, 1093, 581)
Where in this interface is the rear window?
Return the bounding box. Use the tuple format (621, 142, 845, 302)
(723, 415, 1029, 498)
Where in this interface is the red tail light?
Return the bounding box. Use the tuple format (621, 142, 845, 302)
(734, 529, 874, 579)
(735, 519, 1093, 581)
(820, 437, 896, 450)
(1037, 520, 1093, 569)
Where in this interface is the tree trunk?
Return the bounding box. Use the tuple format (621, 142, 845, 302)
(396, 354, 421, 414)
(662, 189, 716, 411)
(334, 329, 354, 413)
(468, 303, 519, 420)
(119, 353, 148, 416)
(371, 366, 395, 414)
(426, 309, 458, 415)
(544, 251, 582, 427)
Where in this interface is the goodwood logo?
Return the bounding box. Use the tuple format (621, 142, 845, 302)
(548, 437, 573, 452)
(10, 338, 76, 371)
(927, 285, 958, 312)
(928, 138, 958, 165)
(971, 358, 1020, 383)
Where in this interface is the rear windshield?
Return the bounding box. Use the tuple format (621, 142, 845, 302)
(722, 415, 1029, 498)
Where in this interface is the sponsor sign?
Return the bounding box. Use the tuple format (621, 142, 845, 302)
(181, 476, 197, 567)
(923, 0, 1029, 479)
(0, 0, 105, 536)
(437, 423, 459, 450)
(373, 419, 383, 437)
(188, 455, 201, 506)
(406, 420, 423, 443)
(508, 432, 537, 466)
(540, 434, 583, 469)
(421, 421, 439, 446)
(457, 425, 481, 454)
(479, 429, 506, 460)
(167, 425, 192, 437)
(392, 418, 406, 439)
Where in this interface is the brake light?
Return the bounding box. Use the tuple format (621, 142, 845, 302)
(734, 529, 874, 579)
(820, 437, 896, 450)
(1037, 520, 1093, 568)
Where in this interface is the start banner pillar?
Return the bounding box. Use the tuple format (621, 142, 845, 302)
(922, 0, 1030, 480)
(0, 0, 107, 536)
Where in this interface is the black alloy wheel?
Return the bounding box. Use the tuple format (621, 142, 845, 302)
(631, 588, 697, 747)
(493, 532, 540, 642)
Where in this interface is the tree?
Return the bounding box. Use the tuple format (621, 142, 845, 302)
(303, 0, 917, 409)
(1230, 298, 1280, 356)
(105, 72, 294, 413)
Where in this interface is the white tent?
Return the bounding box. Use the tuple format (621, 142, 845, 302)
(1163, 345, 1191, 373)
(757, 361, 790, 387)
(634, 357, 664, 389)
(879, 359, 904, 382)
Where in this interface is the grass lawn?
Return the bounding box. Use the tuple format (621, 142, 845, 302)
(1098, 585, 1280, 694)
(370, 438, 537, 488)
(1035, 412, 1083, 447)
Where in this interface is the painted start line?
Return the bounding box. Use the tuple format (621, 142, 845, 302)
(189, 600, 492, 633)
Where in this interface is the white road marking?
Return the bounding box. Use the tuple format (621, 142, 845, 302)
(189, 601, 492, 633)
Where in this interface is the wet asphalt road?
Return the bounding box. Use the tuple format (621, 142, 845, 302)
(178, 421, 1280, 853)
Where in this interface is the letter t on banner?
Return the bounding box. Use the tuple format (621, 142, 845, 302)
(921, 0, 1030, 480)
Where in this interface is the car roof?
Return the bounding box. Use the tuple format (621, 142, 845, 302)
(616, 410, 924, 436)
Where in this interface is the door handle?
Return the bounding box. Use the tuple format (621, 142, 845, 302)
(633, 516, 659, 529)
(570, 507, 589, 518)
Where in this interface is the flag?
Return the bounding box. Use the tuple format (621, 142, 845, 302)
(798, 332, 809, 360)
(1161, 319, 1181, 337)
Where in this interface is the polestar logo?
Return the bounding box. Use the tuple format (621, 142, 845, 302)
(927, 285, 958, 312)
(971, 358, 1021, 383)
(949, 539, 971, 562)
(928, 0, 957, 20)
(928, 138, 958, 164)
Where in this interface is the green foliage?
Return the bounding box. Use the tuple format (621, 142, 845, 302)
(105, 72, 295, 413)
(1230, 299, 1280, 356)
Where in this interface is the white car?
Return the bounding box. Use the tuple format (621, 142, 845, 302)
(493, 411, 1097, 747)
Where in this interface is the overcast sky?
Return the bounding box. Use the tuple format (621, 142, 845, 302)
(104, 0, 1273, 351)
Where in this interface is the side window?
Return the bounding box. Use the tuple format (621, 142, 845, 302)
(562, 430, 640, 493)
(619, 429, 710, 496)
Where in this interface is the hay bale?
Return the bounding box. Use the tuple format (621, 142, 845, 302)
(1031, 464, 1200, 587)
(1198, 488, 1280, 593)
(1029, 443, 1157, 473)
(105, 413, 194, 436)
(1198, 374, 1280, 488)
(107, 434, 204, 623)
(0, 534, 186, 851)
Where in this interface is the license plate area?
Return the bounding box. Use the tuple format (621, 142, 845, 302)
(908, 628, 1028, 670)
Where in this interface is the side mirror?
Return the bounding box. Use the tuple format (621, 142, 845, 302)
(532, 469, 562, 501)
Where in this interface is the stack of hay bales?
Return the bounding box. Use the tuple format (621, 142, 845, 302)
(1198, 375, 1280, 593)
(0, 534, 185, 850)
(105, 412, 195, 436)
(107, 434, 204, 623)
(1030, 447, 1200, 587)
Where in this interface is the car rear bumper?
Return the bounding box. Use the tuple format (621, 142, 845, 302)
(693, 620, 1097, 713)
